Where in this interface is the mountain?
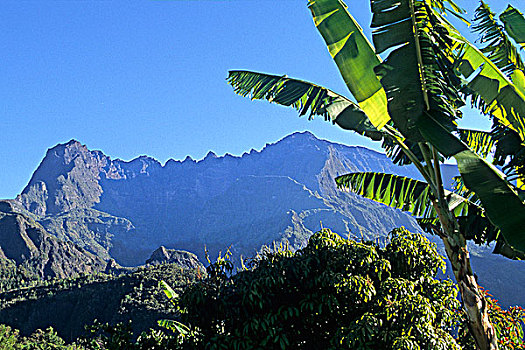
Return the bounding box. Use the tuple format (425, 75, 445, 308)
(2, 131, 524, 307)
(11, 132, 431, 266)
(0, 201, 105, 290)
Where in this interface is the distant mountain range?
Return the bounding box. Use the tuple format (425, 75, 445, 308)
(1, 131, 524, 306)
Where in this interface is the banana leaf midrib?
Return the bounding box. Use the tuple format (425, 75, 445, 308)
(335, 171, 478, 218)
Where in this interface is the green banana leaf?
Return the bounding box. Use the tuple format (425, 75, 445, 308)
(500, 5, 525, 49)
(335, 172, 472, 218)
(160, 280, 178, 300)
(473, 2, 525, 77)
(307, 0, 389, 129)
(452, 175, 480, 205)
(158, 319, 190, 335)
(369, 0, 462, 141)
(369, 0, 424, 140)
(227, 70, 382, 139)
(417, 114, 525, 253)
(458, 128, 495, 158)
(458, 127, 525, 190)
(438, 15, 525, 141)
(336, 172, 523, 258)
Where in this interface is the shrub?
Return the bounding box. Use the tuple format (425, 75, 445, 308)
(177, 228, 463, 349)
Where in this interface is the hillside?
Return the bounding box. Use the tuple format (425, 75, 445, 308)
(0, 202, 105, 290)
(1, 132, 524, 307)
(0, 262, 203, 342)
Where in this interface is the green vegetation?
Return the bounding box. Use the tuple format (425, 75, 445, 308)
(177, 228, 464, 349)
(0, 263, 203, 342)
(0, 258, 42, 293)
(0, 228, 523, 349)
(227, 0, 525, 347)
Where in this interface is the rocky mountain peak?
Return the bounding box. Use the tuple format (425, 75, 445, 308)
(279, 130, 318, 144)
(145, 247, 204, 271)
(148, 246, 171, 262)
(202, 151, 218, 161)
(16, 140, 112, 216)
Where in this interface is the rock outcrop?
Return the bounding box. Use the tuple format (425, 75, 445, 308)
(146, 246, 204, 271)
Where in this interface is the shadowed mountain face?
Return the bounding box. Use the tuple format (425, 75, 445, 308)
(4, 132, 525, 307)
(13, 132, 433, 266)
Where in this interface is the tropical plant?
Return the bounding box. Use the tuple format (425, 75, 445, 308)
(176, 228, 465, 349)
(227, 0, 525, 348)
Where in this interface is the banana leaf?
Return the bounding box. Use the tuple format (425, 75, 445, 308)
(417, 113, 525, 253)
(458, 128, 495, 158)
(369, 0, 462, 141)
(337, 172, 523, 258)
(369, 0, 424, 140)
(227, 70, 382, 140)
(500, 5, 525, 49)
(308, 0, 389, 129)
(438, 15, 525, 141)
(335, 172, 472, 218)
(473, 2, 525, 77)
(458, 127, 525, 190)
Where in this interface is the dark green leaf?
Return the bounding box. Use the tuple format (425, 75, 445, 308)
(500, 5, 525, 49)
(417, 114, 525, 253)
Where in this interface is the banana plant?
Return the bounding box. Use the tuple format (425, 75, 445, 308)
(227, 0, 525, 348)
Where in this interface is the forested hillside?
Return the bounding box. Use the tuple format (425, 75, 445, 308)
(0, 262, 203, 342)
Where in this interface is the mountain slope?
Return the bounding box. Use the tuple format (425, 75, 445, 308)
(5, 132, 525, 307)
(0, 263, 202, 341)
(0, 202, 105, 289)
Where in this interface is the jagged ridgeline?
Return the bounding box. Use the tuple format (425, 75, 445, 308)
(0, 132, 524, 308)
(3, 132, 428, 269)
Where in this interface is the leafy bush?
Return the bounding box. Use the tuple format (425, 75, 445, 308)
(177, 228, 463, 349)
(0, 228, 522, 349)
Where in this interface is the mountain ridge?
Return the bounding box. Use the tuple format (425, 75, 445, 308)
(3, 132, 525, 307)
(11, 131, 426, 265)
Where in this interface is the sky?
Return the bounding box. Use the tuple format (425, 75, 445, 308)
(0, 0, 517, 199)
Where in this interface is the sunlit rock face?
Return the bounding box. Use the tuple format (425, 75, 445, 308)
(145, 246, 204, 271)
(0, 201, 105, 280)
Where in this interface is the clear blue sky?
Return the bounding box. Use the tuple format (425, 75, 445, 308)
(0, 0, 516, 199)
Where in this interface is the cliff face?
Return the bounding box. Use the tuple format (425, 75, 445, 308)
(12, 133, 433, 267)
(16, 140, 124, 216)
(0, 202, 105, 280)
(4, 132, 525, 307)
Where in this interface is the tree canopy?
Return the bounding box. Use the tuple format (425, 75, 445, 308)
(227, 1, 525, 347)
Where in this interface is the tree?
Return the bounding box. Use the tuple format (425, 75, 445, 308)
(226, 1, 525, 349)
(177, 228, 465, 349)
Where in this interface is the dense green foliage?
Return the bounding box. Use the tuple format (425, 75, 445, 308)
(176, 228, 461, 349)
(0, 228, 523, 349)
(0, 322, 180, 349)
(0, 263, 203, 342)
(0, 258, 42, 293)
(0, 325, 68, 350)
